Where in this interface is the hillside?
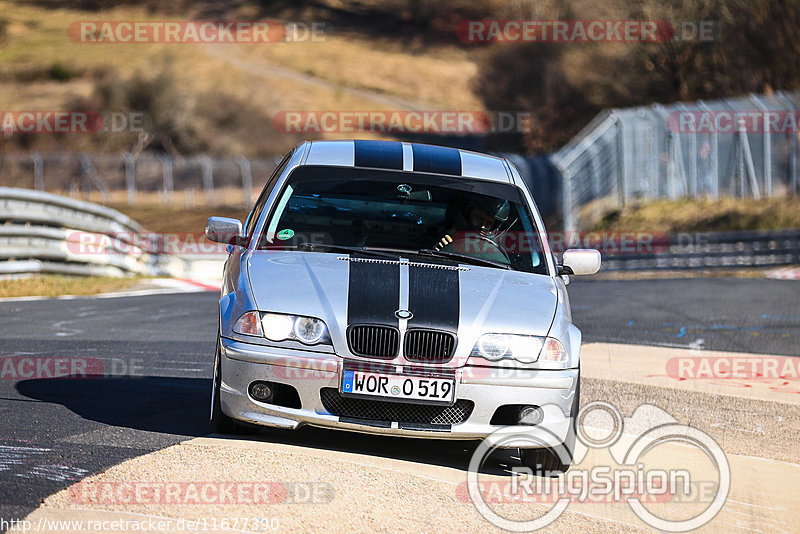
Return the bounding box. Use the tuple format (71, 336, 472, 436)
(0, 0, 483, 157)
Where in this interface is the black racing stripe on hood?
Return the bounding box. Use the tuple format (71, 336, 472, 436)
(407, 264, 459, 332)
(353, 140, 403, 170)
(346, 257, 400, 327)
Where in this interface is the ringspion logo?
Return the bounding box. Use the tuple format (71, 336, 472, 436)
(466, 402, 730, 531)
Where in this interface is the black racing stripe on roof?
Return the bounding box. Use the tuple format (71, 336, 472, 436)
(353, 140, 403, 170)
(411, 143, 462, 176)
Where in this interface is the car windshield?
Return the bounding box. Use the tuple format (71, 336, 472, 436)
(256, 165, 548, 274)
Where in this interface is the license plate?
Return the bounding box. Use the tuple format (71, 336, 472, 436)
(341, 369, 455, 405)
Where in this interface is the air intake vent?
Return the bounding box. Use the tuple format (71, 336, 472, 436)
(404, 329, 456, 362)
(348, 325, 399, 359)
(321, 388, 473, 425)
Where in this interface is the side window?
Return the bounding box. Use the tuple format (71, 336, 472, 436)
(244, 151, 292, 239)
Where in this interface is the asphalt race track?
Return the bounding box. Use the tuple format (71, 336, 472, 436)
(0, 293, 214, 524)
(1, 277, 798, 531)
(568, 278, 800, 356)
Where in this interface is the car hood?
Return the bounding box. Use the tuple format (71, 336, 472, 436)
(245, 251, 558, 362)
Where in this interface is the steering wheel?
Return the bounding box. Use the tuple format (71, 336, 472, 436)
(445, 232, 511, 263)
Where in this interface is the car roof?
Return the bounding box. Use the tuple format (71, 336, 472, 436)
(297, 140, 513, 183)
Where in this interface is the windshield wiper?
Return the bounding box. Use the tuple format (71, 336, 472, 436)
(416, 248, 512, 270)
(297, 243, 400, 260)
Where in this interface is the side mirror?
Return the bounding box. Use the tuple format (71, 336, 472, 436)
(205, 217, 245, 246)
(559, 249, 601, 276)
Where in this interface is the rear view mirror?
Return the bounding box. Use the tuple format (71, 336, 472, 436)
(205, 217, 245, 245)
(559, 249, 601, 276)
(408, 190, 432, 201)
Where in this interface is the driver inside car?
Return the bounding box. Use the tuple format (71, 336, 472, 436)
(433, 195, 514, 259)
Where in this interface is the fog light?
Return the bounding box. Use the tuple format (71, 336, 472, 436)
(249, 382, 273, 402)
(519, 406, 544, 426)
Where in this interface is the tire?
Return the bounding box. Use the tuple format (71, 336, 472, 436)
(520, 371, 580, 475)
(210, 333, 239, 434)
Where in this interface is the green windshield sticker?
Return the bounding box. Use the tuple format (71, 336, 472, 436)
(276, 229, 295, 240)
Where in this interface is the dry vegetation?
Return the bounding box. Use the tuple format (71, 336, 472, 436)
(110, 201, 248, 234)
(0, 0, 482, 156)
(592, 196, 800, 233)
(0, 274, 145, 298)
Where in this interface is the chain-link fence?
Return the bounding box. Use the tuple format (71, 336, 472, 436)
(0, 152, 283, 207)
(4, 92, 799, 222)
(551, 91, 800, 231)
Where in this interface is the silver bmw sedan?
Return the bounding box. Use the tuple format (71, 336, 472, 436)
(206, 140, 600, 472)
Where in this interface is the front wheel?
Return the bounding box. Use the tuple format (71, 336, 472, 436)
(210, 334, 238, 434)
(520, 372, 580, 475)
(520, 445, 572, 475)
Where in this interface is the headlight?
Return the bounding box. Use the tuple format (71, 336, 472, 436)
(232, 311, 330, 345)
(262, 313, 295, 341)
(477, 333, 513, 360)
(470, 334, 567, 364)
(233, 311, 263, 337)
(293, 316, 326, 344)
(233, 311, 330, 345)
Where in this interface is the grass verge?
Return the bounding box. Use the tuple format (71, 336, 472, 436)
(0, 275, 147, 298)
(592, 197, 800, 233)
(109, 202, 249, 234)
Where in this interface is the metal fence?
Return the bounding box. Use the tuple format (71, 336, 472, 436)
(551, 91, 800, 231)
(0, 153, 284, 207)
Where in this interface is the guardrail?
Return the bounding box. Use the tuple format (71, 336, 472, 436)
(2, 187, 796, 276)
(599, 229, 800, 271)
(0, 187, 187, 277)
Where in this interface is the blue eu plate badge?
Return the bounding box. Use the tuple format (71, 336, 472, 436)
(342, 370, 354, 392)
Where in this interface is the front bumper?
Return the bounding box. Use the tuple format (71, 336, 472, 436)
(219, 338, 578, 448)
